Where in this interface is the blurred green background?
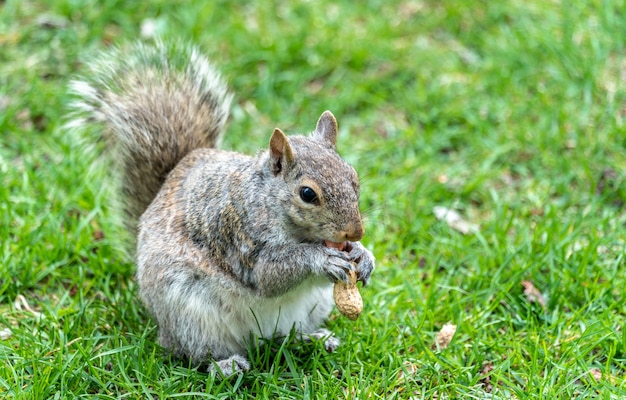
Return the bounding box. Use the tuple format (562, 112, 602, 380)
(1, 0, 625, 398)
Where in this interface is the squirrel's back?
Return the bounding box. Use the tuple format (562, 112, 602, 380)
(69, 40, 232, 225)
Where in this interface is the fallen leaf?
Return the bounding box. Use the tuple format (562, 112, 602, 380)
(306, 79, 324, 95)
(589, 368, 602, 382)
(595, 168, 618, 195)
(14, 294, 43, 320)
(433, 206, 478, 234)
(35, 14, 69, 29)
(0, 328, 12, 340)
(397, 361, 418, 380)
(479, 362, 494, 393)
(341, 386, 357, 399)
(434, 322, 457, 350)
(521, 280, 547, 309)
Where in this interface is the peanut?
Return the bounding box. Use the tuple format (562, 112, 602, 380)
(325, 240, 363, 320)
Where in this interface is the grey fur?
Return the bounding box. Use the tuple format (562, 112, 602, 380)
(69, 40, 232, 228)
(69, 41, 375, 376)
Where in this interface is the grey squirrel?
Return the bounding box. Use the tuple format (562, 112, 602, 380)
(69, 40, 375, 376)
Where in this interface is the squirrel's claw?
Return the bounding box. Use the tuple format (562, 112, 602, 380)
(347, 241, 375, 286)
(322, 247, 355, 283)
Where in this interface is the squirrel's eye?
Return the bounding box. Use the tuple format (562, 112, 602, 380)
(299, 186, 318, 204)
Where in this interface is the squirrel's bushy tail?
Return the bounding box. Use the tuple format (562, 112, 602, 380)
(69, 40, 232, 224)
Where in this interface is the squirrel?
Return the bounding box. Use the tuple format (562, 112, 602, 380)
(69, 40, 375, 376)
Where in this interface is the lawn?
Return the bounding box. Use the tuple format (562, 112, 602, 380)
(1, 0, 625, 398)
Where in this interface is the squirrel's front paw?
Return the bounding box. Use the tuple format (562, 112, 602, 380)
(321, 247, 354, 283)
(347, 241, 375, 286)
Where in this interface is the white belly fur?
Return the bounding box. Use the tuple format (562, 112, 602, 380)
(169, 274, 335, 358)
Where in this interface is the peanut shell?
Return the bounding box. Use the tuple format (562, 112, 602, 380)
(333, 268, 363, 320)
(324, 240, 363, 320)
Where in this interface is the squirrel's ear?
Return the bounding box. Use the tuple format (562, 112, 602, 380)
(311, 110, 338, 149)
(269, 128, 295, 176)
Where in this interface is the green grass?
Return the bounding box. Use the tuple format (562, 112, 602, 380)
(2, 0, 626, 398)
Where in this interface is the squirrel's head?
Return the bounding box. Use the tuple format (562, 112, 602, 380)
(267, 111, 364, 244)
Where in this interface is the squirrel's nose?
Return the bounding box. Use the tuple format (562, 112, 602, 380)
(342, 220, 364, 242)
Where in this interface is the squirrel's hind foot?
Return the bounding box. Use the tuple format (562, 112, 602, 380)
(302, 328, 340, 352)
(208, 354, 250, 378)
